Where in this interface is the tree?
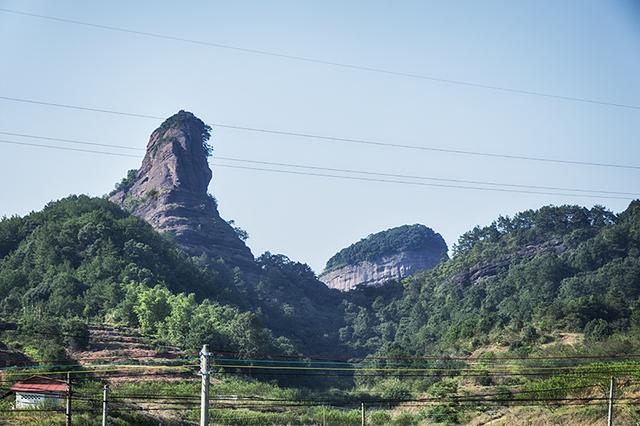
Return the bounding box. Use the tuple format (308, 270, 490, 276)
(134, 285, 171, 333)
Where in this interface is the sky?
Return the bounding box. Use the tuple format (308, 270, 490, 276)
(1, 0, 639, 273)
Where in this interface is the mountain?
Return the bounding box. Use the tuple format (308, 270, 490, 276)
(2, 109, 639, 422)
(319, 224, 448, 291)
(0, 196, 283, 359)
(0, 194, 347, 367)
(105, 111, 344, 353)
(108, 111, 256, 271)
(0, 111, 347, 364)
(339, 203, 640, 357)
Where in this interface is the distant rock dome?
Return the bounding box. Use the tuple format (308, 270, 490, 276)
(319, 224, 448, 291)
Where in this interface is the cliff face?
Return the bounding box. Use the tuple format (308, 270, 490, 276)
(109, 111, 255, 270)
(319, 224, 448, 291)
(319, 249, 445, 291)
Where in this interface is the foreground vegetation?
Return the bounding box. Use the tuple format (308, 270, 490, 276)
(2, 363, 640, 425)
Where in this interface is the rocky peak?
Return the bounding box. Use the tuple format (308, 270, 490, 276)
(109, 111, 255, 270)
(136, 111, 213, 195)
(319, 224, 448, 291)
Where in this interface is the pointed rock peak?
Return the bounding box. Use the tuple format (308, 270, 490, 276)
(135, 110, 214, 195)
(150, 110, 213, 160)
(109, 111, 256, 271)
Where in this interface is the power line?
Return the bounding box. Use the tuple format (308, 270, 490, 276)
(208, 124, 640, 170)
(211, 368, 637, 378)
(1, 95, 639, 170)
(214, 156, 640, 196)
(0, 364, 196, 377)
(1, 139, 633, 200)
(0, 138, 631, 199)
(2, 131, 637, 197)
(0, 96, 163, 120)
(207, 357, 634, 370)
(0, 352, 633, 373)
(210, 362, 636, 374)
(3, 359, 636, 379)
(208, 348, 640, 362)
(213, 164, 633, 200)
(0, 139, 139, 158)
(106, 383, 597, 403)
(1, 8, 638, 111)
(1, 358, 625, 377)
(102, 395, 639, 407)
(0, 131, 143, 151)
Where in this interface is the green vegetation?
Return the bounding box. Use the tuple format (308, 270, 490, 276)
(227, 219, 249, 241)
(340, 203, 640, 358)
(325, 224, 448, 271)
(2, 194, 640, 424)
(109, 169, 137, 196)
(0, 195, 344, 368)
(156, 110, 213, 156)
(121, 188, 159, 212)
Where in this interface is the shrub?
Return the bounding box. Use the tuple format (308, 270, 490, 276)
(112, 169, 137, 194)
(379, 378, 413, 400)
(422, 405, 460, 424)
(369, 410, 392, 424)
(392, 412, 418, 425)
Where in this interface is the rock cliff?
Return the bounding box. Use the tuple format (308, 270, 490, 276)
(319, 249, 446, 291)
(109, 111, 255, 270)
(319, 224, 448, 291)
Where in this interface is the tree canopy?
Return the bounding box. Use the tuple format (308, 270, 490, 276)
(325, 224, 448, 271)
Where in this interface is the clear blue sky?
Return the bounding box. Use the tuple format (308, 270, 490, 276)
(1, 0, 639, 272)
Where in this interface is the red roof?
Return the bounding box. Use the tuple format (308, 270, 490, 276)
(10, 376, 69, 394)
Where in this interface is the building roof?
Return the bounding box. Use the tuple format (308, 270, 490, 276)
(10, 376, 69, 394)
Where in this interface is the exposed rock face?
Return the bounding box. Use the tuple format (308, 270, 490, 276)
(319, 224, 448, 291)
(109, 111, 255, 270)
(319, 249, 445, 291)
(452, 237, 566, 285)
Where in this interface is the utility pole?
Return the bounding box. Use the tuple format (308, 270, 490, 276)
(200, 344, 211, 426)
(361, 402, 366, 426)
(102, 384, 109, 426)
(322, 405, 326, 426)
(608, 376, 615, 426)
(66, 372, 72, 426)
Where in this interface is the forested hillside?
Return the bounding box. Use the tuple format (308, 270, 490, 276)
(340, 202, 640, 358)
(3, 198, 640, 364)
(0, 195, 344, 363)
(2, 197, 640, 424)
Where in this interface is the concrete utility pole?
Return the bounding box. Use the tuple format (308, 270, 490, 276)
(66, 372, 72, 426)
(607, 376, 615, 426)
(361, 402, 366, 426)
(102, 384, 109, 426)
(200, 344, 212, 426)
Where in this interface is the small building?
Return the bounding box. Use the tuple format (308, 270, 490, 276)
(10, 376, 68, 409)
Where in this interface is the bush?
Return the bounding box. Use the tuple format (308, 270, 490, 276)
(379, 378, 413, 401)
(369, 410, 392, 424)
(112, 169, 137, 194)
(584, 319, 612, 342)
(428, 379, 458, 398)
(25, 341, 68, 364)
(475, 370, 493, 386)
(392, 412, 418, 425)
(62, 317, 89, 350)
(422, 405, 460, 424)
